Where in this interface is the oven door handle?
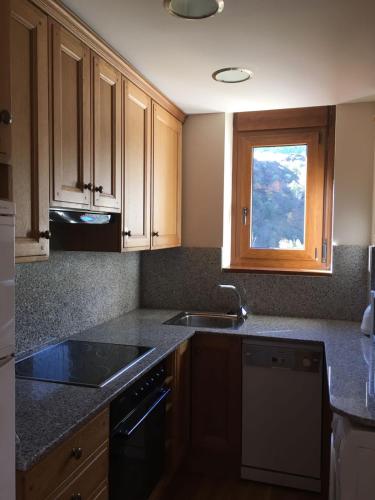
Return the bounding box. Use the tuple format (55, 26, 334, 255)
(121, 387, 171, 438)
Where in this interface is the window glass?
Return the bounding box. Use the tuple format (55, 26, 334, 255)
(250, 145, 307, 249)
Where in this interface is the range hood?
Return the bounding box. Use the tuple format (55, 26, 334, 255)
(50, 210, 112, 225)
(49, 209, 121, 252)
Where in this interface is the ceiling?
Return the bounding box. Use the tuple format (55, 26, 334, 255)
(61, 0, 375, 114)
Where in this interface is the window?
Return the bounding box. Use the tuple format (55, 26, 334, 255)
(230, 106, 335, 273)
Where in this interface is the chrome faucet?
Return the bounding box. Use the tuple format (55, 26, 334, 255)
(217, 284, 248, 321)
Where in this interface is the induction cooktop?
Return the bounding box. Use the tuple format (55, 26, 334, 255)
(15, 340, 154, 387)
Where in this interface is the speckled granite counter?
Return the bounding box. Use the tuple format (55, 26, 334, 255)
(16, 308, 375, 471)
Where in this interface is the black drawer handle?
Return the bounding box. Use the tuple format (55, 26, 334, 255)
(39, 230, 51, 240)
(123, 230, 131, 237)
(95, 185, 104, 193)
(71, 447, 83, 459)
(152, 231, 159, 237)
(83, 182, 93, 191)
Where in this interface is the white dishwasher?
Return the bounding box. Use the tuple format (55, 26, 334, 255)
(242, 339, 323, 492)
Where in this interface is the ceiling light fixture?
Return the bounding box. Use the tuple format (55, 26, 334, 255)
(164, 0, 224, 19)
(212, 67, 254, 83)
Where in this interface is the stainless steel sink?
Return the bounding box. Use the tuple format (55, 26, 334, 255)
(164, 311, 245, 329)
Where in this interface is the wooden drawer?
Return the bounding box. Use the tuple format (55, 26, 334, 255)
(17, 408, 109, 500)
(91, 481, 108, 500)
(50, 443, 108, 500)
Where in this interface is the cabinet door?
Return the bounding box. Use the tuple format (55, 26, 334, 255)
(191, 333, 242, 477)
(10, 0, 49, 262)
(152, 103, 181, 250)
(0, 0, 12, 201)
(123, 80, 151, 251)
(92, 55, 121, 212)
(50, 22, 91, 209)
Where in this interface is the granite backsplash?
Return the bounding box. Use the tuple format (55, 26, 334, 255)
(141, 245, 369, 322)
(16, 251, 140, 354)
(15, 245, 368, 354)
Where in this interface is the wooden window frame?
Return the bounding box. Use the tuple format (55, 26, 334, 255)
(229, 106, 335, 275)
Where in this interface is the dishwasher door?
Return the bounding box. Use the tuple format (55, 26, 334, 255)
(242, 339, 323, 492)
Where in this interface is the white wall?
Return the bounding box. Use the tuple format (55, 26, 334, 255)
(333, 103, 375, 245)
(182, 113, 225, 247)
(182, 103, 375, 248)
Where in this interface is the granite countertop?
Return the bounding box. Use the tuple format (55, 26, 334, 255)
(16, 308, 375, 471)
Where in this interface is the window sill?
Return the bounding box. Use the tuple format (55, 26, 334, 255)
(222, 265, 333, 276)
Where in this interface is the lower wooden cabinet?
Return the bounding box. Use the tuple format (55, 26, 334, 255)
(16, 408, 109, 500)
(191, 333, 242, 477)
(150, 340, 191, 500)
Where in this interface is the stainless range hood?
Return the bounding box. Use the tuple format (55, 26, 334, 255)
(49, 209, 121, 252)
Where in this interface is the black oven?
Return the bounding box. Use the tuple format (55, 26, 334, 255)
(109, 362, 170, 500)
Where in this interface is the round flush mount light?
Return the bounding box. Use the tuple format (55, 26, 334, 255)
(164, 0, 224, 19)
(212, 67, 254, 83)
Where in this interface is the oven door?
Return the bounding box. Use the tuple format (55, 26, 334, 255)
(110, 386, 171, 500)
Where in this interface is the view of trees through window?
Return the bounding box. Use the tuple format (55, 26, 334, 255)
(250, 144, 307, 249)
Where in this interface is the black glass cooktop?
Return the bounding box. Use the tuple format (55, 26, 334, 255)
(15, 340, 154, 388)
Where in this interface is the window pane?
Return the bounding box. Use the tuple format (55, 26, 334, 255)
(250, 145, 307, 249)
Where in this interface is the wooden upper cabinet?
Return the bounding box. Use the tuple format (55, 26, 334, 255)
(122, 79, 151, 251)
(0, 0, 11, 168)
(152, 103, 182, 250)
(92, 54, 121, 212)
(10, 0, 49, 262)
(50, 22, 91, 209)
(0, 0, 12, 202)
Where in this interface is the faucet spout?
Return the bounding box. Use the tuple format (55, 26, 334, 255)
(217, 284, 248, 321)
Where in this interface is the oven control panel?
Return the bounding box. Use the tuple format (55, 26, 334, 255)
(110, 361, 167, 429)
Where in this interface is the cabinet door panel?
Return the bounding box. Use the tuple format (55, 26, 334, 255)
(11, 0, 49, 262)
(0, 0, 11, 176)
(123, 80, 151, 251)
(152, 103, 181, 249)
(191, 334, 241, 477)
(93, 55, 121, 212)
(50, 22, 91, 208)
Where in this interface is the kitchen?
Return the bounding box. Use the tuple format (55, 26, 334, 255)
(1, 0, 375, 499)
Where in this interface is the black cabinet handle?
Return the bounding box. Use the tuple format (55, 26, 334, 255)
(123, 230, 132, 237)
(152, 231, 159, 237)
(83, 182, 92, 191)
(39, 230, 51, 240)
(71, 447, 83, 459)
(0, 110, 12, 125)
(95, 185, 104, 193)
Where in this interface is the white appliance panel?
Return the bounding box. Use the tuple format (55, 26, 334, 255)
(242, 339, 323, 492)
(0, 356, 15, 500)
(331, 414, 375, 500)
(0, 214, 15, 356)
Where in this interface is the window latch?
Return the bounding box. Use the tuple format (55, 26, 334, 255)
(242, 207, 248, 225)
(321, 239, 328, 263)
